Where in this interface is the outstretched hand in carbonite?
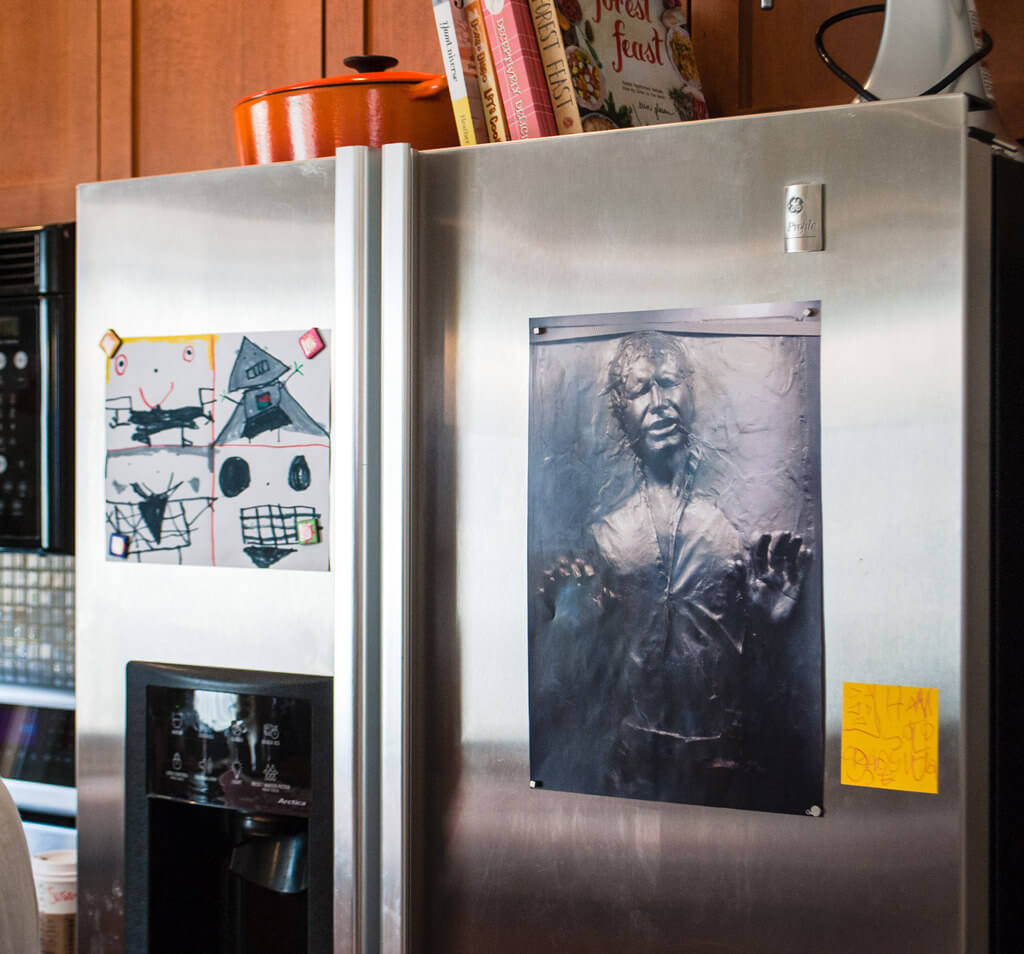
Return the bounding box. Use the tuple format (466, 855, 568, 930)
(743, 531, 812, 625)
(538, 553, 617, 629)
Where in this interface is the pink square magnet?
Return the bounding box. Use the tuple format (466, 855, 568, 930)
(298, 328, 325, 359)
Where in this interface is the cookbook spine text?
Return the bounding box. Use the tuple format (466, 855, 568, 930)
(481, 0, 558, 140)
(465, 0, 510, 141)
(528, 0, 582, 134)
(433, 0, 489, 145)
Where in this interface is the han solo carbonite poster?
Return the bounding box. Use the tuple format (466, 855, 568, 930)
(527, 302, 824, 815)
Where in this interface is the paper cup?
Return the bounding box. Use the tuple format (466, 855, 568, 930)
(32, 849, 76, 954)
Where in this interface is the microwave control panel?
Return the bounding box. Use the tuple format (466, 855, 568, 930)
(0, 306, 43, 542)
(0, 222, 74, 553)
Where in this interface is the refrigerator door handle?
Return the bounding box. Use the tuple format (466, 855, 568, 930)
(378, 141, 416, 954)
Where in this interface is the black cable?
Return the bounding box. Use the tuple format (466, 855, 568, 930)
(814, 3, 994, 102)
(814, 4, 885, 102)
(920, 28, 993, 95)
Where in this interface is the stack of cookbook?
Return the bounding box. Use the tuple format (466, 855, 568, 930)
(431, 0, 706, 145)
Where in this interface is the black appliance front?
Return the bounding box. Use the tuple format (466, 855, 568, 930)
(0, 223, 75, 552)
(125, 662, 333, 954)
(0, 699, 75, 789)
(990, 151, 1024, 954)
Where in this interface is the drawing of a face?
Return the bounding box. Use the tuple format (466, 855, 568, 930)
(213, 445, 326, 568)
(111, 338, 212, 410)
(611, 333, 695, 463)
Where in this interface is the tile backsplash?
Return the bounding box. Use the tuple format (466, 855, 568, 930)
(0, 551, 74, 689)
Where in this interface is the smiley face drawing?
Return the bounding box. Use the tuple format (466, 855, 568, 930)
(106, 336, 216, 448)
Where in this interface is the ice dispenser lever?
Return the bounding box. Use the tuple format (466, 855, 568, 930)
(229, 815, 309, 894)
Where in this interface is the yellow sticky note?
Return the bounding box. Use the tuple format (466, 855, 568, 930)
(840, 682, 939, 794)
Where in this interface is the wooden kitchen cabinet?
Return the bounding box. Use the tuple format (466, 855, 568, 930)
(669, 0, 882, 118)
(109, 0, 435, 178)
(747, 0, 883, 114)
(692, 0, 1022, 141)
(0, 0, 98, 228)
(127, 0, 326, 178)
(365, 0, 443, 77)
(975, 0, 1024, 143)
(746, 0, 1022, 137)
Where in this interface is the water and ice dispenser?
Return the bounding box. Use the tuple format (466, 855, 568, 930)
(124, 663, 333, 954)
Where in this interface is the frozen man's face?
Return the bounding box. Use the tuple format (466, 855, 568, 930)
(616, 340, 694, 464)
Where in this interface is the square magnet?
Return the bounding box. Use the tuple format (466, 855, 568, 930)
(109, 533, 130, 558)
(298, 328, 325, 359)
(99, 329, 122, 358)
(296, 517, 320, 545)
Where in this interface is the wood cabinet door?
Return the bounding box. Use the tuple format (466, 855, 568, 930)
(364, 0, 443, 77)
(325, 0, 368, 84)
(126, 0, 325, 177)
(975, 0, 1024, 142)
(692, 0, 881, 118)
(748, 0, 882, 114)
(693, 0, 1020, 140)
(0, 0, 98, 228)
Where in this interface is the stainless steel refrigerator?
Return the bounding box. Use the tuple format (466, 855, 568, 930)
(374, 94, 1021, 954)
(75, 93, 1021, 954)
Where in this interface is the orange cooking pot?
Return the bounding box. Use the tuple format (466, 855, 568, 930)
(234, 55, 461, 164)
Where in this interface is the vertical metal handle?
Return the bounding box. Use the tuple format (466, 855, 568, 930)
(335, 143, 381, 954)
(379, 141, 415, 954)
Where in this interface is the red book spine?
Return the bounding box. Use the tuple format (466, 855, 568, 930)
(481, 0, 558, 140)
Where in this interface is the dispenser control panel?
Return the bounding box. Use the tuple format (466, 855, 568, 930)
(146, 686, 312, 817)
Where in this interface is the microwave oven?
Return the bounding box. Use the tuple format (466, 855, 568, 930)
(0, 223, 74, 552)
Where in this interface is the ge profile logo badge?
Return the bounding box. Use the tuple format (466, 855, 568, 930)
(784, 183, 823, 252)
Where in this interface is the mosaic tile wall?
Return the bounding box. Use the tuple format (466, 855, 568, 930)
(0, 551, 75, 689)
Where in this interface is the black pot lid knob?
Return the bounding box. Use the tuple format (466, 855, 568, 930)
(343, 55, 399, 74)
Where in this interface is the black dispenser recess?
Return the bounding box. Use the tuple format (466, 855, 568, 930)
(125, 662, 333, 954)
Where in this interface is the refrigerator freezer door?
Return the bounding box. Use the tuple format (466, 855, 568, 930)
(380, 95, 992, 953)
(75, 150, 376, 954)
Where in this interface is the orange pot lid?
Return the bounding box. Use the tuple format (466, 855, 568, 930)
(235, 55, 445, 107)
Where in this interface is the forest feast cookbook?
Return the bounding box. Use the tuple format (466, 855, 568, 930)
(556, 0, 705, 130)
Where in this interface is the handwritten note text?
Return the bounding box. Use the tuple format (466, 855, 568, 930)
(840, 682, 939, 794)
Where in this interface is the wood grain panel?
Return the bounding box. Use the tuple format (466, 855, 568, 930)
(367, 0, 443, 76)
(975, 0, 1024, 142)
(134, 0, 323, 177)
(691, 0, 750, 118)
(99, 0, 135, 181)
(0, 0, 99, 227)
(325, 0, 368, 77)
(746, 0, 1022, 139)
(749, 0, 883, 114)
